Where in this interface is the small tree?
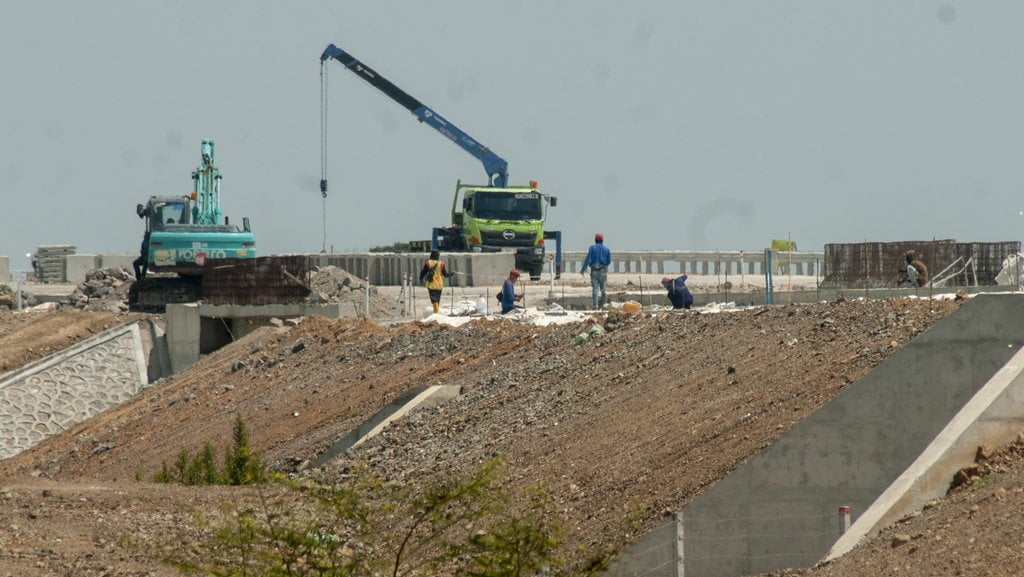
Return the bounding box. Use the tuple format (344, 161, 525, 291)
(224, 414, 265, 485)
(154, 414, 265, 486)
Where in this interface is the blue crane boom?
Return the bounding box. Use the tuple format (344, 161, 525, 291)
(320, 44, 509, 187)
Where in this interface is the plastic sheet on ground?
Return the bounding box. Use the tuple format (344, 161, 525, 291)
(421, 302, 592, 328)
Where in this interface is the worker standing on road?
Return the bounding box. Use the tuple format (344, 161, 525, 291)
(662, 275, 694, 310)
(500, 269, 524, 314)
(419, 249, 454, 315)
(580, 233, 611, 308)
(901, 250, 929, 288)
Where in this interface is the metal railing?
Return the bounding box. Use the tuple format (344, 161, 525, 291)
(560, 250, 824, 277)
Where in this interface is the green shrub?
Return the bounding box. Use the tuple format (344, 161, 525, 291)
(224, 414, 265, 485)
(169, 458, 561, 577)
(154, 415, 265, 486)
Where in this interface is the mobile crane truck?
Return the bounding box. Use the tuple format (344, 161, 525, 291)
(320, 43, 561, 280)
(128, 140, 256, 311)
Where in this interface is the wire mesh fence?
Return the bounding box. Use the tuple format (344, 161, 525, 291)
(202, 255, 311, 305)
(819, 240, 1020, 289)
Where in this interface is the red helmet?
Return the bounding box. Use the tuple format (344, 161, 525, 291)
(595, 233, 604, 242)
(510, 269, 521, 277)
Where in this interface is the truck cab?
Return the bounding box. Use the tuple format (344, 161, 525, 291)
(436, 181, 558, 279)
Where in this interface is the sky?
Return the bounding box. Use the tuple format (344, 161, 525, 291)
(3, 1, 1024, 270)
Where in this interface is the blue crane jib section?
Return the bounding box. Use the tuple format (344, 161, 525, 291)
(320, 44, 422, 113)
(321, 43, 509, 187)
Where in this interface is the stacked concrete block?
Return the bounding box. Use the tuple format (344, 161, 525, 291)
(33, 245, 76, 283)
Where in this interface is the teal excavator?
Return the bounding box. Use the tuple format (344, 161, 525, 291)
(128, 140, 256, 312)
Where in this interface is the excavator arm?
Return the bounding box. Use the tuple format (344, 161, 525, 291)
(320, 44, 509, 187)
(190, 140, 223, 225)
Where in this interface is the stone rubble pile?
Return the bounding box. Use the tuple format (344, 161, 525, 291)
(69, 267, 134, 312)
(0, 284, 37, 310)
(307, 265, 401, 319)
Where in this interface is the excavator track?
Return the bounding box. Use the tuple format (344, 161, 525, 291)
(127, 276, 202, 313)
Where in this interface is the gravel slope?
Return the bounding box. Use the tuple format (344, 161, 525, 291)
(7, 295, 1021, 576)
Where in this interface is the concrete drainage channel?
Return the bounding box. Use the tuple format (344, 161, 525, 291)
(311, 384, 462, 469)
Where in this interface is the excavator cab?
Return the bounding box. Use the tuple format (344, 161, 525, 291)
(137, 197, 192, 231)
(155, 201, 188, 227)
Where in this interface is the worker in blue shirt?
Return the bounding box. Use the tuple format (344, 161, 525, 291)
(500, 269, 524, 314)
(580, 233, 611, 309)
(662, 275, 694, 310)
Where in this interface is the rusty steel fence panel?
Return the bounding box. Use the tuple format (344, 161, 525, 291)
(201, 255, 311, 305)
(950, 242, 1021, 286)
(820, 240, 1020, 289)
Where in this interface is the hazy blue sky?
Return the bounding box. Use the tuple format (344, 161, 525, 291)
(3, 2, 1023, 269)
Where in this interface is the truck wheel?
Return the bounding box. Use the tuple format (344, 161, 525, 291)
(529, 265, 544, 281)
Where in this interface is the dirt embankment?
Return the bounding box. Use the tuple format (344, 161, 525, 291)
(7, 295, 1024, 576)
(0, 309, 148, 374)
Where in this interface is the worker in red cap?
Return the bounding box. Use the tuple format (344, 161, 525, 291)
(500, 269, 524, 314)
(580, 233, 611, 308)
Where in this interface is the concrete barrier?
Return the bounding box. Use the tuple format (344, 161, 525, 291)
(22, 250, 828, 287)
(100, 254, 137, 273)
(303, 252, 515, 287)
(65, 254, 137, 283)
(65, 254, 101, 283)
(0, 256, 8, 283)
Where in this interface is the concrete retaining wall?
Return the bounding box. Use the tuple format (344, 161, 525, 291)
(0, 322, 150, 460)
(826, 333, 1024, 560)
(606, 294, 1024, 577)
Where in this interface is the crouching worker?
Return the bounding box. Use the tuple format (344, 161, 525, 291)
(420, 249, 454, 315)
(500, 269, 524, 314)
(662, 275, 694, 310)
(901, 250, 929, 288)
